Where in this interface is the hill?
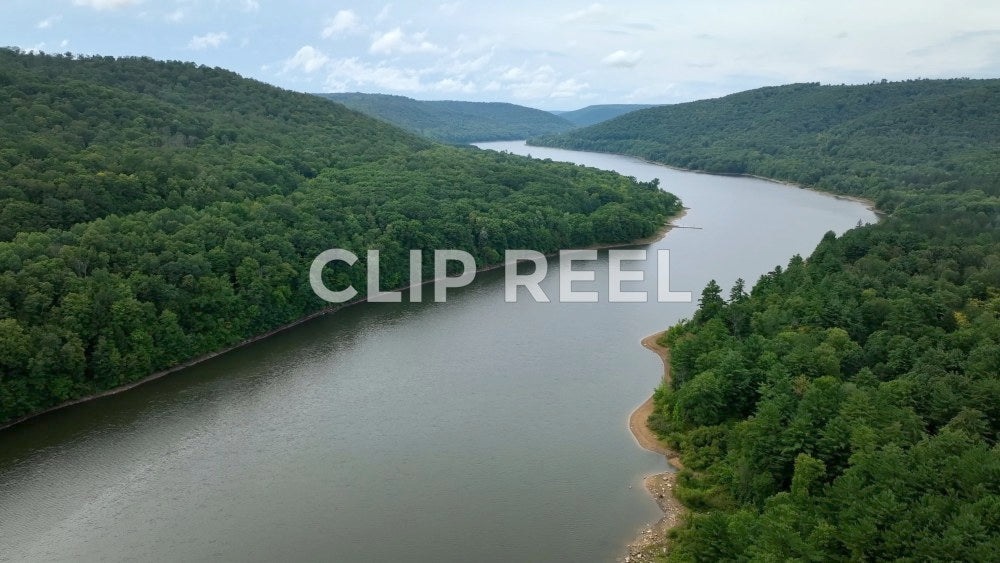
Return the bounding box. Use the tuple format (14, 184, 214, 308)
(316, 92, 575, 143)
(554, 104, 659, 126)
(538, 80, 1000, 560)
(532, 80, 1000, 206)
(0, 49, 680, 423)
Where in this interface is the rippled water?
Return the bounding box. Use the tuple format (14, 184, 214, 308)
(0, 142, 877, 562)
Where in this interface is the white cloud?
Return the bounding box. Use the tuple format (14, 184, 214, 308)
(432, 77, 476, 93)
(370, 28, 444, 55)
(439, 2, 460, 16)
(324, 57, 424, 91)
(22, 42, 46, 54)
(443, 52, 493, 75)
(284, 45, 330, 73)
(188, 32, 229, 50)
(370, 28, 404, 53)
(551, 78, 589, 98)
(496, 64, 589, 100)
(561, 3, 608, 23)
(72, 0, 139, 10)
(165, 9, 184, 23)
(37, 15, 61, 29)
(323, 10, 360, 37)
(602, 49, 643, 68)
(60, 39, 70, 48)
(625, 83, 675, 102)
(39, 0, 1000, 109)
(502, 66, 526, 80)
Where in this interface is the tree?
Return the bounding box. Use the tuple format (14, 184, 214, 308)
(696, 279, 726, 323)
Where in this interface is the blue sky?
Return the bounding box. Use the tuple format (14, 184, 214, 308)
(5, 0, 1000, 110)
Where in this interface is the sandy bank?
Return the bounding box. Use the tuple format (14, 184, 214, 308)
(622, 331, 686, 563)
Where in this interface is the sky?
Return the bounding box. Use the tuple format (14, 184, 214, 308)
(4, 0, 1000, 110)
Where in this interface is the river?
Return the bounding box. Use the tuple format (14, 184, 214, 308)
(0, 141, 877, 562)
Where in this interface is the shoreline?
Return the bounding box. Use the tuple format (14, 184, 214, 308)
(622, 331, 686, 562)
(524, 142, 884, 217)
(0, 207, 686, 433)
(515, 141, 878, 560)
(506, 141, 877, 558)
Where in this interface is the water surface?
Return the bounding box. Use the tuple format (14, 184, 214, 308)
(0, 141, 877, 562)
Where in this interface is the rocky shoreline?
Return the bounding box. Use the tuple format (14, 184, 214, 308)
(622, 332, 686, 562)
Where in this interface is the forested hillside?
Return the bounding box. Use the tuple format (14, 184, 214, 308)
(316, 92, 575, 143)
(0, 49, 681, 424)
(538, 80, 1000, 559)
(533, 80, 1000, 210)
(554, 104, 658, 127)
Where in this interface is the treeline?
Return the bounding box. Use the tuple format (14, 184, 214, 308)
(316, 92, 575, 143)
(536, 79, 1000, 559)
(0, 48, 432, 240)
(0, 49, 680, 423)
(532, 79, 1000, 210)
(553, 104, 659, 127)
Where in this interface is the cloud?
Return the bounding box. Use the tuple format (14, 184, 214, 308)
(439, 2, 460, 16)
(324, 57, 424, 91)
(72, 0, 139, 9)
(323, 10, 360, 37)
(188, 32, 229, 50)
(551, 78, 589, 98)
(375, 4, 391, 23)
(165, 9, 184, 23)
(432, 77, 476, 93)
(625, 83, 675, 102)
(442, 52, 493, 75)
(241, 0, 260, 12)
(561, 3, 608, 23)
(284, 45, 330, 73)
(497, 64, 589, 100)
(602, 49, 643, 68)
(21, 42, 46, 54)
(370, 28, 444, 55)
(37, 15, 61, 29)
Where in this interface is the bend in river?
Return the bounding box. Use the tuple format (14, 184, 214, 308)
(0, 141, 877, 562)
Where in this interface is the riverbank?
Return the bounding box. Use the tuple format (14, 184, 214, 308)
(524, 142, 884, 218)
(622, 331, 686, 563)
(0, 207, 686, 432)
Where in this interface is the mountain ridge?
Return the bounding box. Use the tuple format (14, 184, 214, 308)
(554, 103, 660, 126)
(316, 92, 575, 143)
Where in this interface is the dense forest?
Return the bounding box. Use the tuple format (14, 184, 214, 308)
(0, 49, 681, 424)
(315, 92, 575, 143)
(552, 104, 659, 127)
(536, 80, 1000, 559)
(533, 80, 1000, 208)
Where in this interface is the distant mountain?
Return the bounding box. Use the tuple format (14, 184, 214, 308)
(316, 93, 575, 143)
(554, 104, 660, 127)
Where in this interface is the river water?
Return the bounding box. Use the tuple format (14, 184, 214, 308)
(0, 142, 876, 562)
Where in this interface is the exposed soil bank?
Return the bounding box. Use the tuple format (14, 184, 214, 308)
(622, 332, 686, 563)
